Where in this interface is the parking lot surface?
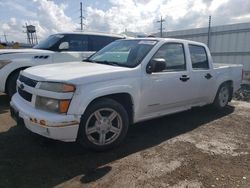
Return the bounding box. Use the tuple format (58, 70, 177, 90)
(0, 93, 250, 188)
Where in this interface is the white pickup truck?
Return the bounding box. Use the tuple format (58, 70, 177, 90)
(0, 32, 123, 96)
(10, 38, 242, 150)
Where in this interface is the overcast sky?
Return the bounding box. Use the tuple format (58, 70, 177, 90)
(0, 0, 250, 43)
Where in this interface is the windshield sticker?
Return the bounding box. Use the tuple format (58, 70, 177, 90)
(138, 41, 157, 45)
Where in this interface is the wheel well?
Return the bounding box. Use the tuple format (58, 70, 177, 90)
(222, 80, 233, 101)
(88, 93, 134, 124)
(5, 67, 29, 93)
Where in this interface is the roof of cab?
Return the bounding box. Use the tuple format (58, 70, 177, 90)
(55, 31, 125, 38)
(120, 37, 207, 47)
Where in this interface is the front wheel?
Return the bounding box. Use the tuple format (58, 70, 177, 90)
(77, 98, 129, 151)
(213, 83, 230, 110)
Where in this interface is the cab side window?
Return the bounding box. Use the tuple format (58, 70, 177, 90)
(88, 35, 121, 51)
(59, 34, 88, 51)
(189, 44, 209, 69)
(152, 43, 186, 71)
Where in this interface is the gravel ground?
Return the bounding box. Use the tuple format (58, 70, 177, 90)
(0, 93, 250, 188)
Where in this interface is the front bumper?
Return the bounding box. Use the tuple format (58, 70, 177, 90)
(10, 94, 81, 142)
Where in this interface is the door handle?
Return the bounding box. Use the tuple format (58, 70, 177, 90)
(180, 75, 190, 82)
(205, 73, 212, 79)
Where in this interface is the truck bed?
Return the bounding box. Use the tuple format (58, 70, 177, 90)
(213, 63, 243, 69)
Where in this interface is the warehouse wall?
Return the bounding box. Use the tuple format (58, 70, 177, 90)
(162, 22, 250, 83)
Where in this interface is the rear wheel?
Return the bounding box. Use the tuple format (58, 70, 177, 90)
(6, 71, 20, 98)
(78, 98, 129, 151)
(213, 83, 230, 110)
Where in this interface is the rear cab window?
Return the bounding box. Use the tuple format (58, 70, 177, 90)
(189, 44, 209, 70)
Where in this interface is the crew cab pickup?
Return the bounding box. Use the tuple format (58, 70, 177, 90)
(10, 38, 242, 150)
(0, 32, 124, 96)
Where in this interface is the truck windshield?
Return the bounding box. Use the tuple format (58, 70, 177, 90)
(33, 34, 64, 50)
(87, 40, 157, 68)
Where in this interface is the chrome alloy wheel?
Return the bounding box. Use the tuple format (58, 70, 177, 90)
(85, 108, 123, 146)
(219, 86, 229, 107)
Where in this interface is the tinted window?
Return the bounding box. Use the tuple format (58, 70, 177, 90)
(33, 34, 64, 50)
(88, 35, 121, 51)
(60, 34, 88, 51)
(152, 43, 186, 71)
(189, 44, 209, 69)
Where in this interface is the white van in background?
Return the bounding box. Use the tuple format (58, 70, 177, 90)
(0, 32, 124, 96)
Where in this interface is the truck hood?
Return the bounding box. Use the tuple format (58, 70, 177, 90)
(0, 48, 52, 55)
(22, 61, 137, 85)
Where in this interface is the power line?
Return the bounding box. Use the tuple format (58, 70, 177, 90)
(67, 9, 80, 17)
(71, 16, 81, 21)
(157, 16, 165, 38)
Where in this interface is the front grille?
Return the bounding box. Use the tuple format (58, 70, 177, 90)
(18, 88, 32, 102)
(19, 75, 38, 88)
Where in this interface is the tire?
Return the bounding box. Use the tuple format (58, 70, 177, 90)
(77, 98, 129, 151)
(6, 71, 20, 98)
(213, 83, 230, 110)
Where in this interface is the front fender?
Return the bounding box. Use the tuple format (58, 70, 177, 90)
(0, 57, 52, 93)
(0, 61, 29, 92)
(68, 77, 140, 118)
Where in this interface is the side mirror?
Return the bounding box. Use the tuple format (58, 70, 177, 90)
(146, 58, 166, 74)
(58, 42, 69, 51)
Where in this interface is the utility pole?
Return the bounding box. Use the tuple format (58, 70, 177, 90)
(207, 15, 212, 48)
(157, 16, 165, 38)
(80, 2, 83, 31)
(3, 32, 8, 43)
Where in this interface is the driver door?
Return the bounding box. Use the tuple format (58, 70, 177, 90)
(140, 43, 197, 118)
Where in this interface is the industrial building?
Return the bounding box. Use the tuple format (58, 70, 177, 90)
(161, 22, 250, 83)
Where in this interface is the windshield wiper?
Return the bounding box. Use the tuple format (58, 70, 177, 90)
(84, 59, 130, 67)
(99, 61, 120, 66)
(92, 60, 122, 67)
(84, 59, 94, 63)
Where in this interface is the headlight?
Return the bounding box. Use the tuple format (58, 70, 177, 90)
(39, 82, 75, 92)
(35, 96, 71, 113)
(0, 60, 12, 69)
